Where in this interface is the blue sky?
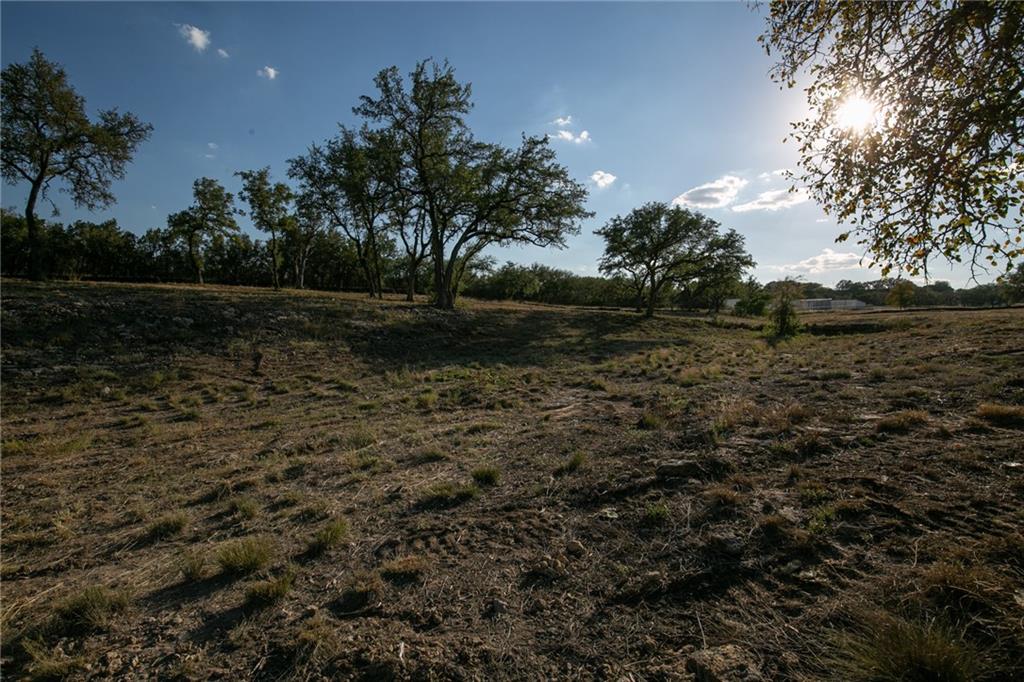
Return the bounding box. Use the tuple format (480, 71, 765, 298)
(1, 2, 978, 286)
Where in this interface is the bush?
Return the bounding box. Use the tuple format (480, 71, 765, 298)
(766, 279, 802, 338)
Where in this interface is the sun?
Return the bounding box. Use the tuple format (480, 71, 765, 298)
(835, 94, 879, 132)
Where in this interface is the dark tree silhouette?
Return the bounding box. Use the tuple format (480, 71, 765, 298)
(1, 49, 151, 280)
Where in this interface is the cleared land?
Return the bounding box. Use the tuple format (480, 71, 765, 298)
(1, 279, 1023, 680)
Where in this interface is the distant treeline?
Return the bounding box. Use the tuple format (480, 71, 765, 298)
(0, 209, 422, 293)
(3, 210, 1019, 310)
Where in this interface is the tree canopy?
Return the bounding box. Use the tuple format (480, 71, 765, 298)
(760, 1, 1024, 279)
(354, 59, 592, 308)
(1, 48, 151, 280)
(168, 178, 239, 284)
(236, 167, 294, 290)
(596, 202, 753, 317)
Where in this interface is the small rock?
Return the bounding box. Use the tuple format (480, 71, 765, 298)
(567, 540, 586, 557)
(656, 459, 703, 479)
(685, 644, 764, 681)
(484, 598, 509, 618)
(777, 560, 801, 576)
(707, 534, 745, 557)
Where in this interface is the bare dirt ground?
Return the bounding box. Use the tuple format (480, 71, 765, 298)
(2, 279, 1022, 680)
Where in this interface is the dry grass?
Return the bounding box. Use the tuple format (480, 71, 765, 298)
(215, 537, 274, 575)
(975, 403, 1024, 428)
(2, 280, 1021, 679)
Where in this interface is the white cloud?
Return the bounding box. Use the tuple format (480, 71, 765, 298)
(672, 175, 747, 209)
(773, 248, 864, 275)
(217, 48, 230, 58)
(732, 187, 810, 212)
(815, 217, 829, 223)
(758, 168, 791, 181)
(590, 170, 617, 189)
(551, 115, 573, 127)
(204, 153, 216, 159)
(549, 129, 590, 144)
(178, 24, 210, 52)
(257, 66, 279, 80)
(207, 142, 218, 150)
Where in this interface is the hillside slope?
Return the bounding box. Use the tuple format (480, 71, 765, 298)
(2, 280, 1022, 680)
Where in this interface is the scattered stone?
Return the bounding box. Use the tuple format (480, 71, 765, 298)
(656, 459, 703, 479)
(684, 644, 764, 681)
(484, 598, 509, 618)
(567, 539, 586, 557)
(707, 534, 745, 557)
(656, 456, 734, 481)
(777, 560, 801, 576)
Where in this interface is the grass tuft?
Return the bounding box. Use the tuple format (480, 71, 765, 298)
(245, 566, 297, 608)
(471, 466, 501, 486)
(307, 517, 349, 556)
(379, 555, 428, 584)
(554, 451, 587, 476)
(416, 482, 479, 509)
(54, 585, 129, 633)
(216, 537, 274, 575)
(876, 410, 930, 433)
(828, 612, 983, 682)
(146, 511, 188, 540)
(975, 402, 1024, 428)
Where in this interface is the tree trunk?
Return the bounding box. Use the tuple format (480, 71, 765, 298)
(431, 236, 454, 310)
(269, 234, 280, 290)
(25, 180, 43, 281)
(188, 235, 203, 284)
(405, 268, 416, 302)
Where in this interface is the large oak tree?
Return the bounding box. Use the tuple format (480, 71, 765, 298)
(596, 202, 753, 317)
(1, 49, 151, 280)
(760, 1, 1023, 278)
(354, 60, 592, 309)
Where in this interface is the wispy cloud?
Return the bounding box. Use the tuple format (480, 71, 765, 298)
(549, 129, 590, 144)
(732, 187, 810, 212)
(257, 66, 279, 80)
(204, 153, 216, 159)
(207, 142, 219, 150)
(771, 248, 864, 275)
(757, 168, 790, 181)
(217, 48, 230, 58)
(551, 115, 573, 127)
(672, 175, 747, 209)
(177, 24, 210, 52)
(590, 170, 617, 189)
